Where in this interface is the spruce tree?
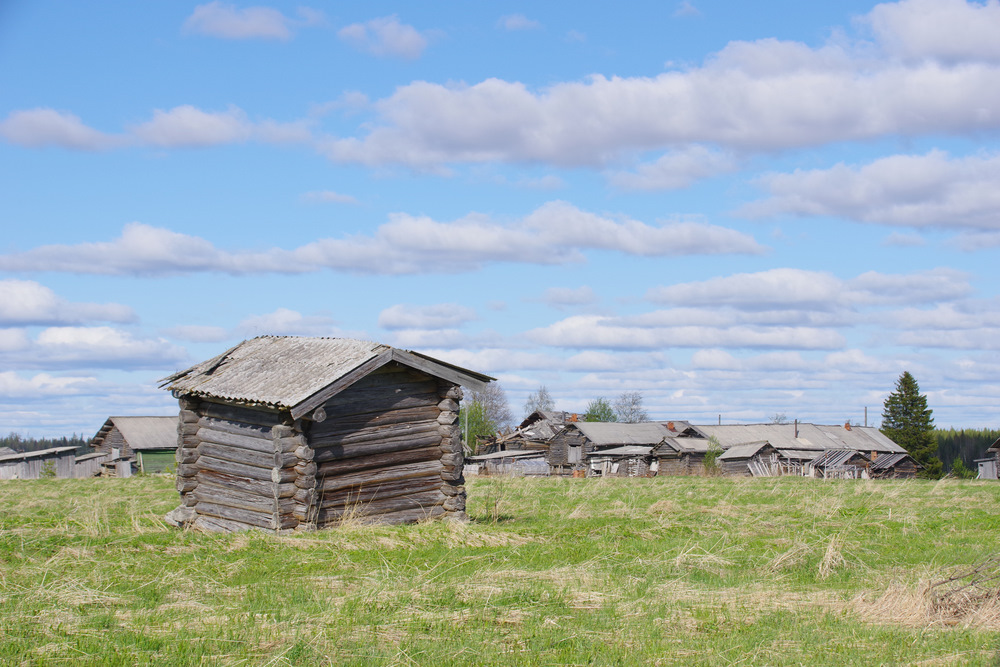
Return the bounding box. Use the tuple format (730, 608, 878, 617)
(881, 371, 942, 477)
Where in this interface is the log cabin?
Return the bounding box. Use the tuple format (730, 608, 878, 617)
(90, 416, 178, 474)
(159, 336, 492, 533)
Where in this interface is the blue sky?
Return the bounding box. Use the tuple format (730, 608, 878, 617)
(2, 0, 1000, 436)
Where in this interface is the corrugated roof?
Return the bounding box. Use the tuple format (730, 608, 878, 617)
(718, 441, 772, 460)
(810, 449, 868, 468)
(160, 336, 492, 416)
(588, 445, 653, 457)
(0, 446, 77, 463)
(870, 452, 917, 470)
(92, 416, 178, 451)
(693, 423, 906, 454)
(467, 449, 547, 462)
(777, 449, 824, 460)
(0, 446, 15, 456)
(572, 422, 672, 446)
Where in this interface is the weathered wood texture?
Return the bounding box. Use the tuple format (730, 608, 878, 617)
(168, 363, 470, 532)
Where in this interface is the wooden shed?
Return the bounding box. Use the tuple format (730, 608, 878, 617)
(587, 445, 654, 477)
(90, 416, 178, 473)
(716, 441, 781, 477)
(0, 446, 77, 480)
(806, 449, 870, 479)
(159, 336, 492, 533)
(547, 422, 673, 475)
(868, 452, 922, 479)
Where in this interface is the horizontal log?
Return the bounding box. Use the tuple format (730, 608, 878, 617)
(316, 474, 444, 510)
(181, 493, 198, 507)
(196, 502, 297, 530)
(180, 411, 200, 424)
(441, 451, 463, 467)
(316, 444, 442, 479)
(193, 514, 253, 533)
(194, 483, 295, 515)
(312, 433, 443, 464)
(294, 445, 314, 461)
(317, 503, 446, 527)
(176, 448, 198, 465)
(437, 411, 457, 425)
(200, 401, 283, 428)
(197, 427, 276, 454)
(177, 463, 199, 477)
(176, 477, 197, 493)
(293, 487, 316, 506)
(318, 392, 438, 421)
(197, 455, 295, 483)
(318, 488, 446, 518)
(199, 417, 273, 440)
(440, 483, 462, 496)
(318, 459, 444, 494)
(308, 406, 441, 436)
(311, 421, 440, 449)
(295, 461, 317, 477)
(441, 466, 463, 482)
(198, 469, 296, 498)
(197, 442, 276, 469)
(295, 474, 316, 490)
(437, 398, 458, 412)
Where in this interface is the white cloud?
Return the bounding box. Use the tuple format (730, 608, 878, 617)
(0, 372, 99, 399)
(0, 108, 119, 150)
(337, 15, 429, 60)
(529, 315, 845, 350)
(647, 267, 969, 310)
(863, 0, 1000, 63)
(540, 286, 598, 308)
(131, 105, 312, 148)
(498, 14, 541, 31)
(15, 327, 188, 369)
(301, 190, 359, 204)
(0, 280, 135, 325)
(607, 146, 737, 190)
(674, 1, 702, 18)
(182, 2, 324, 40)
(742, 151, 1000, 230)
(0, 203, 762, 276)
(378, 304, 477, 330)
(163, 325, 231, 343)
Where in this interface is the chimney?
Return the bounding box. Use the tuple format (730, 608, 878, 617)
(794, 419, 798, 438)
(844, 421, 852, 431)
(570, 413, 578, 422)
(666, 421, 675, 431)
(871, 450, 878, 462)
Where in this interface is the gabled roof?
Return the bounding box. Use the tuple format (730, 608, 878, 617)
(0, 446, 15, 456)
(0, 446, 77, 463)
(655, 437, 713, 455)
(717, 441, 773, 461)
(693, 423, 906, 454)
(91, 416, 178, 451)
(810, 449, 869, 468)
(870, 452, 921, 470)
(160, 336, 493, 419)
(570, 422, 672, 447)
(588, 445, 654, 457)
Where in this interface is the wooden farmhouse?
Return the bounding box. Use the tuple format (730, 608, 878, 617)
(159, 336, 491, 533)
(485, 410, 575, 456)
(547, 422, 675, 475)
(652, 421, 713, 475)
(587, 445, 655, 477)
(90, 416, 178, 475)
(716, 441, 780, 476)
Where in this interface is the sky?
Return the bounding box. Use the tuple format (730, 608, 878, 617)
(2, 0, 1000, 437)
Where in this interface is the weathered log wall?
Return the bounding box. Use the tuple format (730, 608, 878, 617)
(166, 362, 468, 532)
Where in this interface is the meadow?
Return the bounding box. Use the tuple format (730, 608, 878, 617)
(1, 474, 998, 665)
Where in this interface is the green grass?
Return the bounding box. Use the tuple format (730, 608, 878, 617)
(1, 475, 999, 665)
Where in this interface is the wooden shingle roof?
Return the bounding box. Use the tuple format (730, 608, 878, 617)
(160, 336, 493, 419)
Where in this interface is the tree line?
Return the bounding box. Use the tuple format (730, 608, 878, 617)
(1, 432, 90, 455)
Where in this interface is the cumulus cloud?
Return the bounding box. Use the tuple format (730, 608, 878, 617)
(237, 308, 351, 337)
(0, 108, 120, 150)
(0, 203, 762, 276)
(647, 267, 969, 310)
(607, 146, 737, 190)
(0, 327, 188, 370)
(0, 372, 99, 399)
(183, 2, 323, 40)
(0, 280, 135, 326)
(863, 0, 1000, 63)
(131, 105, 310, 148)
(162, 325, 231, 343)
(498, 14, 541, 30)
(742, 151, 1000, 230)
(378, 304, 477, 330)
(337, 15, 429, 59)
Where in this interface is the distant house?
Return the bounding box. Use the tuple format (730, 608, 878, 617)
(806, 449, 871, 479)
(90, 416, 178, 474)
(653, 421, 714, 475)
(716, 441, 781, 477)
(975, 439, 1000, 480)
(485, 411, 577, 455)
(160, 336, 492, 533)
(465, 449, 549, 476)
(0, 446, 16, 457)
(0, 447, 77, 480)
(868, 452, 922, 479)
(587, 445, 655, 477)
(547, 422, 676, 475)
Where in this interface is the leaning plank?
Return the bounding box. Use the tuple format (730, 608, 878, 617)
(317, 459, 444, 494)
(312, 433, 443, 463)
(316, 444, 442, 478)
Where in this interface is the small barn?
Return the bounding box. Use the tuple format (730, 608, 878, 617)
(546, 422, 673, 475)
(74, 452, 110, 478)
(975, 439, 1000, 480)
(465, 449, 549, 476)
(807, 449, 870, 479)
(485, 410, 575, 455)
(868, 452, 922, 479)
(716, 441, 781, 476)
(587, 445, 654, 477)
(159, 336, 491, 533)
(0, 446, 77, 480)
(652, 423, 714, 475)
(90, 416, 179, 473)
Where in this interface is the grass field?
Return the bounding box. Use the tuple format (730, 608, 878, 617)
(1, 474, 999, 665)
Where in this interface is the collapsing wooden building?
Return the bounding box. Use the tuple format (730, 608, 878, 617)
(160, 336, 491, 533)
